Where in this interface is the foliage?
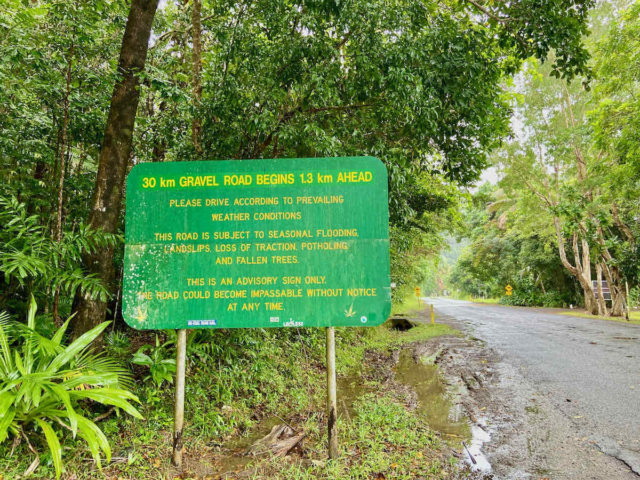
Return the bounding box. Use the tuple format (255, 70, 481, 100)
(0, 314, 453, 479)
(268, 394, 445, 480)
(104, 330, 131, 358)
(131, 334, 176, 389)
(630, 286, 640, 309)
(0, 196, 119, 312)
(0, 0, 600, 328)
(499, 282, 572, 308)
(0, 298, 141, 479)
(0, 0, 628, 475)
(448, 185, 581, 306)
(591, 2, 640, 178)
(449, 2, 640, 315)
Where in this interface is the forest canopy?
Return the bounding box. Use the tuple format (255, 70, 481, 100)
(448, 1, 640, 315)
(0, 0, 597, 331)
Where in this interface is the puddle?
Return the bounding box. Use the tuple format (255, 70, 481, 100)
(337, 373, 375, 419)
(394, 349, 470, 439)
(394, 349, 492, 473)
(465, 423, 492, 473)
(213, 348, 494, 476)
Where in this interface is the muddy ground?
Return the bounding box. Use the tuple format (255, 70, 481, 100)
(424, 312, 638, 480)
(181, 308, 638, 479)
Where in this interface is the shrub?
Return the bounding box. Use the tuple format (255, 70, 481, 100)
(0, 298, 142, 479)
(131, 334, 176, 388)
(105, 330, 132, 358)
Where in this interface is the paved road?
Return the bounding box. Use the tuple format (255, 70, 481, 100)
(426, 298, 640, 475)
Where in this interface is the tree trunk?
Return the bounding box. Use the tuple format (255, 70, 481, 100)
(191, 0, 203, 156)
(72, 0, 159, 337)
(601, 262, 626, 317)
(611, 203, 634, 244)
(580, 278, 598, 315)
(53, 40, 75, 324)
(152, 100, 167, 162)
(596, 226, 627, 317)
(595, 263, 607, 316)
(554, 217, 598, 314)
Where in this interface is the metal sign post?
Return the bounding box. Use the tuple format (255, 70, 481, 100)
(326, 327, 338, 459)
(172, 329, 187, 466)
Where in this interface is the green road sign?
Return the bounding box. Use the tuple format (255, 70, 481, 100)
(122, 157, 391, 330)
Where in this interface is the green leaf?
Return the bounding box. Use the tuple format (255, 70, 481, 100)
(51, 316, 72, 346)
(0, 318, 13, 375)
(46, 321, 110, 373)
(27, 295, 37, 330)
(131, 351, 152, 366)
(35, 419, 62, 479)
(47, 383, 77, 436)
(0, 406, 16, 444)
(71, 388, 143, 419)
(73, 413, 111, 467)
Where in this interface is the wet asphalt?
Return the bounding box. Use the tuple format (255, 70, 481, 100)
(425, 298, 640, 474)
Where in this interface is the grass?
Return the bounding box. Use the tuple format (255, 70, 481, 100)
(391, 295, 424, 315)
(470, 297, 500, 305)
(559, 310, 640, 325)
(0, 303, 459, 480)
(252, 394, 455, 479)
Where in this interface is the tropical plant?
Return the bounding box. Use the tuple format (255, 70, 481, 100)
(131, 334, 176, 388)
(0, 196, 120, 308)
(105, 330, 132, 358)
(0, 298, 142, 479)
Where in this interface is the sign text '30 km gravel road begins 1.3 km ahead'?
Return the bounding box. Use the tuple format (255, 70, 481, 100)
(122, 157, 391, 330)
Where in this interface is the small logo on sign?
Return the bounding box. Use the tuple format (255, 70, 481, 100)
(270, 317, 280, 323)
(360, 316, 367, 323)
(188, 319, 217, 326)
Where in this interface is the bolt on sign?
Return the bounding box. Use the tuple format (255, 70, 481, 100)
(122, 157, 391, 330)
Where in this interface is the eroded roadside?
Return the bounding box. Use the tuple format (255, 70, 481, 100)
(420, 312, 639, 480)
(175, 305, 639, 480)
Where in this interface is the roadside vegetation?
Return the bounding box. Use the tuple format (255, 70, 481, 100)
(446, 2, 640, 319)
(0, 309, 455, 479)
(0, 0, 627, 478)
(559, 310, 640, 326)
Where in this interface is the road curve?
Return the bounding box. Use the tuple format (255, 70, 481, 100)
(426, 298, 640, 475)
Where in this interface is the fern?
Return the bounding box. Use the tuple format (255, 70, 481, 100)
(0, 195, 120, 304)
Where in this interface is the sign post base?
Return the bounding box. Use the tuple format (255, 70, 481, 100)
(326, 327, 338, 459)
(172, 329, 187, 466)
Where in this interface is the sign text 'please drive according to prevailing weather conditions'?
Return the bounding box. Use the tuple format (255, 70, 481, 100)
(122, 157, 391, 330)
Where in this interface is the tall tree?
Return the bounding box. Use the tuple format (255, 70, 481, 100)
(72, 0, 160, 337)
(191, 0, 203, 157)
(71, 0, 596, 333)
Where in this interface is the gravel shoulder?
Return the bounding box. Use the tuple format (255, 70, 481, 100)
(415, 305, 639, 480)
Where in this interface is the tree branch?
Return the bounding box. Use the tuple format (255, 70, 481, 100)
(611, 203, 635, 244)
(464, 0, 513, 24)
